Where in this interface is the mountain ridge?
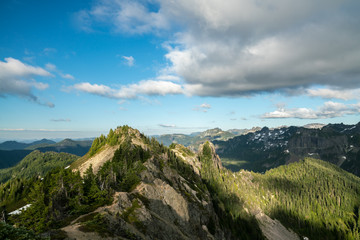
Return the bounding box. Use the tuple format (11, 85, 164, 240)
(214, 122, 360, 176)
(1, 125, 360, 240)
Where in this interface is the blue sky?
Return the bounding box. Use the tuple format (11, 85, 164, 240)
(1, 0, 360, 140)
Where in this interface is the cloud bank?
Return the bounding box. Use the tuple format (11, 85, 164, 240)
(77, 0, 360, 99)
(72, 80, 183, 99)
(262, 101, 360, 119)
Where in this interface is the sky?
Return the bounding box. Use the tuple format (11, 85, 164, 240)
(1, 0, 360, 140)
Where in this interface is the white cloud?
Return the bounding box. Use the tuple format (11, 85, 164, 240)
(73, 82, 112, 97)
(164, 0, 360, 96)
(72, 80, 183, 99)
(122, 56, 135, 66)
(32, 82, 49, 90)
(46, 63, 75, 80)
(262, 101, 360, 119)
(0, 57, 54, 107)
(60, 73, 75, 80)
(128, 80, 183, 96)
(193, 103, 211, 112)
(307, 88, 360, 100)
(156, 75, 180, 81)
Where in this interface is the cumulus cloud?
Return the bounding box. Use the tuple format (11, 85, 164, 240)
(72, 80, 183, 99)
(193, 103, 211, 112)
(0, 57, 54, 107)
(77, 0, 360, 98)
(122, 56, 135, 66)
(155, 75, 180, 81)
(46, 63, 75, 80)
(307, 88, 360, 100)
(165, 1, 360, 96)
(262, 101, 360, 119)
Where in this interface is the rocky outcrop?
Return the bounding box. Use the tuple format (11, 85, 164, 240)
(198, 141, 223, 170)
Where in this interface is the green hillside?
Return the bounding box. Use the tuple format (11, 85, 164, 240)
(201, 146, 360, 240)
(257, 158, 360, 239)
(0, 150, 79, 183)
(0, 150, 32, 169)
(0, 151, 78, 215)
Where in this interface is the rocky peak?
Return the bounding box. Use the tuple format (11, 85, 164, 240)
(198, 141, 223, 170)
(199, 128, 224, 138)
(64, 127, 230, 240)
(73, 126, 149, 176)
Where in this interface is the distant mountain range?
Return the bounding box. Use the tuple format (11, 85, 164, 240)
(214, 122, 360, 176)
(154, 124, 329, 152)
(154, 127, 261, 150)
(153, 122, 360, 177)
(0, 139, 55, 151)
(0, 138, 93, 169)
